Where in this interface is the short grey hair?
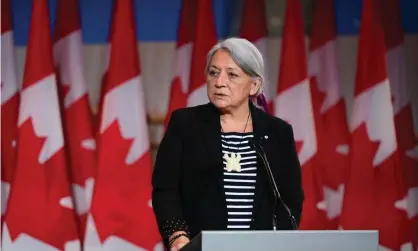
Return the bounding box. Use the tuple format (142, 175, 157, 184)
(205, 37, 265, 96)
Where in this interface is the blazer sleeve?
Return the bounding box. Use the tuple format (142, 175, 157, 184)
(281, 123, 304, 226)
(152, 110, 190, 245)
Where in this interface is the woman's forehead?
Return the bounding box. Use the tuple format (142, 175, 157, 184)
(209, 65, 240, 72)
(210, 51, 241, 70)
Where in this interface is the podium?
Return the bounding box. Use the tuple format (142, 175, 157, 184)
(180, 230, 379, 251)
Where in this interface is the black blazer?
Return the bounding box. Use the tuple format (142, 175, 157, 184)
(152, 101, 304, 245)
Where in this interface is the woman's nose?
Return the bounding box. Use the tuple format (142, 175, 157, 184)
(215, 72, 227, 87)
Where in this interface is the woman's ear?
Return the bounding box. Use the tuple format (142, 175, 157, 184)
(249, 78, 262, 96)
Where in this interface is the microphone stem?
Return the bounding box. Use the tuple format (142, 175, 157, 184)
(255, 143, 298, 231)
(272, 202, 277, 231)
(258, 150, 279, 230)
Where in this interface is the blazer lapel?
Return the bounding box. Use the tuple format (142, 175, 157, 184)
(198, 103, 223, 169)
(197, 103, 227, 214)
(249, 102, 271, 227)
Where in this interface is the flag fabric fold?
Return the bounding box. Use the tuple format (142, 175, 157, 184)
(1, 0, 19, 229)
(164, 0, 196, 130)
(53, 0, 96, 242)
(380, 0, 418, 248)
(274, 0, 319, 230)
(307, 0, 350, 229)
(84, 0, 161, 250)
(340, 0, 409, 250)
(2, 0, 81, 250)
(186, 0, 217, 107)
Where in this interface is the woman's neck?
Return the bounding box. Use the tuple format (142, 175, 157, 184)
(219, 103, 252, 132)
(220, 105, 249, 122)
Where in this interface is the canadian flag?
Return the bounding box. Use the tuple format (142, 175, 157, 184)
(308, 0, 350, 228)
(274, 0, 318, 229)
(186, 0, 217, 107)
(339, 0, 408, 250)
(1, 0, 19, 226)
(53, 0, 96, 241)
(84, 0, 162, 250)
(2, 0, 81, 250)
(239, 0, 272, 114)
(380, 0, 418, 248)
(164, 0, 196, 129)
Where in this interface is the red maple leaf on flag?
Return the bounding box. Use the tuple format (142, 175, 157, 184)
(91, 120, 160, 250)
(54, 64, 96, 242)
(396, 106, 418, 187)
(65, 101, 96, 179)
(298, 162, 329, 230)
(373, 146, 409, 250)
(285, 84, 327, 230)
(6, 119, 79, 250)
(54, 65, 95, 183)
(395, 107, 418, 250)
(342, 123, 380, 228)
(343, 123, 407, 250)
(307, 76, 350, 229)
(310, 76, 349, 189)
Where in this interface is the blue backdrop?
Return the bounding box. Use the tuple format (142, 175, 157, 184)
(10, 0, 418, 46)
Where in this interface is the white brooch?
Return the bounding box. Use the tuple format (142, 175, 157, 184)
(223, 153, 242, 172)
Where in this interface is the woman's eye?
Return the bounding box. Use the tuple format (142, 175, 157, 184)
(209, 70, 218, 76)
(228, 73, 238, 78)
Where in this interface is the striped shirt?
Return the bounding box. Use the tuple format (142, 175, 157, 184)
(221, 132, 257, 230)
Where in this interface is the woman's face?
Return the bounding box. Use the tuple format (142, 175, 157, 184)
(206, 49, 259, 111)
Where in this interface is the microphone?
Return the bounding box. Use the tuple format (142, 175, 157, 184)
(250, 137, 298, 231)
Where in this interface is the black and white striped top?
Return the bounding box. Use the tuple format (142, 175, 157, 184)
(221, 132, 258, 230)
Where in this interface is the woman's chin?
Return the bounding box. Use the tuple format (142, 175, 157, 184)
(211, 99, 231, 109)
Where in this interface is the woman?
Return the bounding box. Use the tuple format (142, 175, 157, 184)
(152, 37, 303, 251)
